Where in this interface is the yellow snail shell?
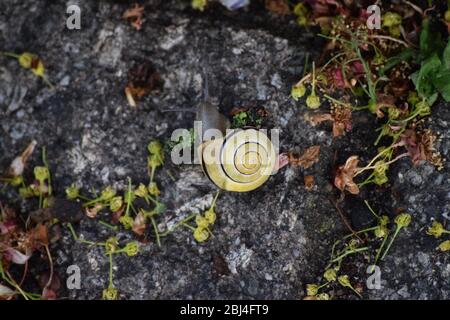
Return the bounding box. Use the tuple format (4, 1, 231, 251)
(199, 129, 276, 192)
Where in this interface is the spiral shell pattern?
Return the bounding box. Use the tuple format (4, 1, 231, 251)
(200, 129, 276, 192)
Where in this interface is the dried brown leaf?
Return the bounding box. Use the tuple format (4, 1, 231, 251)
(85, 203, 102, 219)
(304, 112, 333, 126)
(334, 155, 360, 194)
(289, 146, 321, 169)
(6, 140, 37, 177)
(265, 0, 291, 15)
(123, 4, 144, 30)
(132, 211, 147, 235)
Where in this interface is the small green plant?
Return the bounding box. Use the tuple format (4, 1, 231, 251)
(1, 51, 54, 88)
(305, 202, 411, 299)
(66, 225, 139, 300)
(426, 220, 450, 252)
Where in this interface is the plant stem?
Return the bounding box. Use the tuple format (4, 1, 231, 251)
(99, 220, 118, 231)
(330, 246, 369, 263)
(108, 253, 114, 288)
(159, 213, 197, 237)
(150, 217, 161, 247)
(381, 226, 402, 261)
(364, 200, 380, 219)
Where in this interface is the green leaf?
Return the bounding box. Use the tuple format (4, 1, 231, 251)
(419, 19, 444, 60)
(380, 49, 415, 76)
(433, 69, 450, 102)
(443, 39, 450, 70)
(415, 54, 441, 100)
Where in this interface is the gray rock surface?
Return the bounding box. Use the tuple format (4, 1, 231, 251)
(0, 0, 449, 299)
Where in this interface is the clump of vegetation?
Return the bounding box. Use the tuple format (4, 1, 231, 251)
(287, 0, 446, 299)
(0, 145, 57, 299)
(305, 201, 411, 300)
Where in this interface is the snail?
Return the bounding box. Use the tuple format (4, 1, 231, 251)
(165, 64, 277, 192)
(195, 67, 277, 192)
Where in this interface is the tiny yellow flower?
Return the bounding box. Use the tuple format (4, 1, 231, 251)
(119, 215, 134, 230)
(323, 269, 337, 282)
(101, 186, 116, 201)
(291, 84, 306, 101)
(34, 166, 49, 182)
(306, 94, 321, 109)
(338, 275, 351, 288)
(123, 242, 139, 257)
(193, 227, 209, 242)
(102, 287, 118, 300)
(438, 240, 450, 252)
(65, 184, 79, 200)
(316, 293, 330, 300)
(374, 226, 388, 239)
(105, 237, 119, 254)
(395, 213, 411, 228)
(204, 209, 216, 225)
(134, 183, 148, 198)
(109, 196, 123, 212)
(306, 284, 319, 296)
(192, 0, 207, 11)
(148, 182, 160, 196)
(195, 215, 209, 229)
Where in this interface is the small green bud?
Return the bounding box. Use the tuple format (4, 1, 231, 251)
(34, 166, 49, 183)
(19, 186, 34, 198)
(102, 287, 118, 300)
(438, 240, 450, 251)
(382, 12, 402, 28)
(316, 293, 330, 300)
(204, 209, 216, 225)
(123, 242, 139, 257)
(10, 176, 23, 187)
(338, 275, 351, 288)
(427, 221, 446, 239)
(416, 100, 430, 117)
(148, 140, 163, 156)
(148, 182, 160, 196)
(395, 213, 411, 228)
(191, 0, 207, 11)
(193, 227, 209, 242)
(388, 107, 401, 120)
(65, 184, 79, 200)
(119, 215, 134, 230)
(109, 196, 123, 212)
(134, 183, 148, 198)
(105, 237, 119, 254)
(407, 91, 420, 107)
(306, 94, 321, 109)
(306, 284, 319, 296)
(374, 226, 388, 238)
(445, 10, 450, 22)
(373, 172, 388, 186)
(379, 215, 389, 226)
(195, 215, 209, 229)
(101, 186, 116, 201)
(293, 3, 308, 16)
(291, 84, 306, 101)
(324, 269, 337, 282)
